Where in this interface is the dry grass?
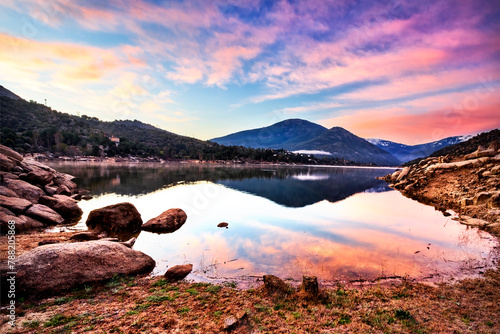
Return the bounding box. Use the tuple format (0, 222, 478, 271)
(1, 269, 499, 333)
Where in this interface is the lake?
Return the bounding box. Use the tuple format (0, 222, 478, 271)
(46, 162, 499, 286)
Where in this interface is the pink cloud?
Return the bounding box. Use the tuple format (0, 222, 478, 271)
(319, 94, 500, 145)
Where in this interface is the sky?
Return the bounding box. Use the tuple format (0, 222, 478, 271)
(0, 0, 499, 145)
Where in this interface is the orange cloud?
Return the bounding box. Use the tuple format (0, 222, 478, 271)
(0, 33, 124, 84)
(320, 94, 500, 144)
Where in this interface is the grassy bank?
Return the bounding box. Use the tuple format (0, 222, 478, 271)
(1, 268, 499, 333)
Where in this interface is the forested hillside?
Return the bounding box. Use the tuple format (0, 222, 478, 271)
(0, 96, 364, 165)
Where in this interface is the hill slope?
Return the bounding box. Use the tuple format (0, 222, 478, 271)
(0, 94, 363, 165)
(430, 129, 500, 158)
(0, 85, 21, 100)
(211, 119, 400, 165)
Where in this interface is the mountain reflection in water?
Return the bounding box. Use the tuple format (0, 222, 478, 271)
(48, 162, 393, 207)
(46, 162, 498, 285)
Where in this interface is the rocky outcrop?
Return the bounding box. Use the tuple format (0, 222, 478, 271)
(0, 145, 85, 232)
(164, 264, 193, 282)
(382, 142, 500, 235)
(0, 239, 155, 298)
(141, 208, 187, 233)
(86, 202, 143, 234)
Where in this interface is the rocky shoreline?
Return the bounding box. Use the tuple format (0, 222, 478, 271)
(0, 145, 87, 232)
(381, 142, 500, 237)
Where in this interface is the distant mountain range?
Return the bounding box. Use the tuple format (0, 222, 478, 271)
(211, 119, 401, 165)
(367, 136, 473, 164)
(212, 119, 476, 165)
(1, 84, 478, 165)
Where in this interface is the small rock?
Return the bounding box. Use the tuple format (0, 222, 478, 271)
(396, 167, 410, 182)
(218, 222, 229, 228)
(458, 216, 490, 227)
(490, 165, 500, 175)
(164, 264, 193, 282)
(473, 192, 491, 206)
(38, 239, 60, 246)
(487, 194, 500, 209)
(70, 232, 100, 241)
(71, 193, 82, 200)
(142, 208, 187, 233)
(223, 312, 248, 332)
(223, 316, 238, 331)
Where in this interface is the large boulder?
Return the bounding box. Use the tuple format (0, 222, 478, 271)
(141, 208, 187, 233)
(26, 168, 54, 186)
(2, 178, 45, 203)
(39, 195, 83, 222)
(164, 264, 193, 282)
(0, 186, 18, 197)
(0, 153, 16, 172)
(86, 202, 143, 233)
(0, 145, 23, 163)
(25, 204, 64, 225)
(0, 194, 32, 213)
(17, 215, 45, 230)
(0, 240, 155, 298)
(53, 173, 78, 195)
(0, 208, 45, 232)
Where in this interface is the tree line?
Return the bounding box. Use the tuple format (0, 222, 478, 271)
(0, 97, 367, 165)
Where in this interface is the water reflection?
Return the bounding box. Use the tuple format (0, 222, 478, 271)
(46, 162, 499, 284)
(47, 162, 393, 207)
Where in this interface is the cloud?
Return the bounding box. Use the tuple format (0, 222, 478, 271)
(1, 0, 498, 142)
(319, 92, 500, 144)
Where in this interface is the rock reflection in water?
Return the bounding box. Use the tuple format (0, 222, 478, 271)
(46, 162, 498, 284)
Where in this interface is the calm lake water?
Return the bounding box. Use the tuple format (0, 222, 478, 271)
(46, 162, 498, 286)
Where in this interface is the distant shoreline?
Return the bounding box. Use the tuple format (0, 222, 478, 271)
(26, 154, 401, 169)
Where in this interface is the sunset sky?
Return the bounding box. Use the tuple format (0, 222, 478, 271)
(1, 0, 499, 144)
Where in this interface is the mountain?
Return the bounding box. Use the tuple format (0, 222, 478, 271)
(0, 85, 21, 100)
(367, 136, 473, 164)
(0, 90, 361, 165)
(211, 119, 400, 166)
(211, 119, 328, 149)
